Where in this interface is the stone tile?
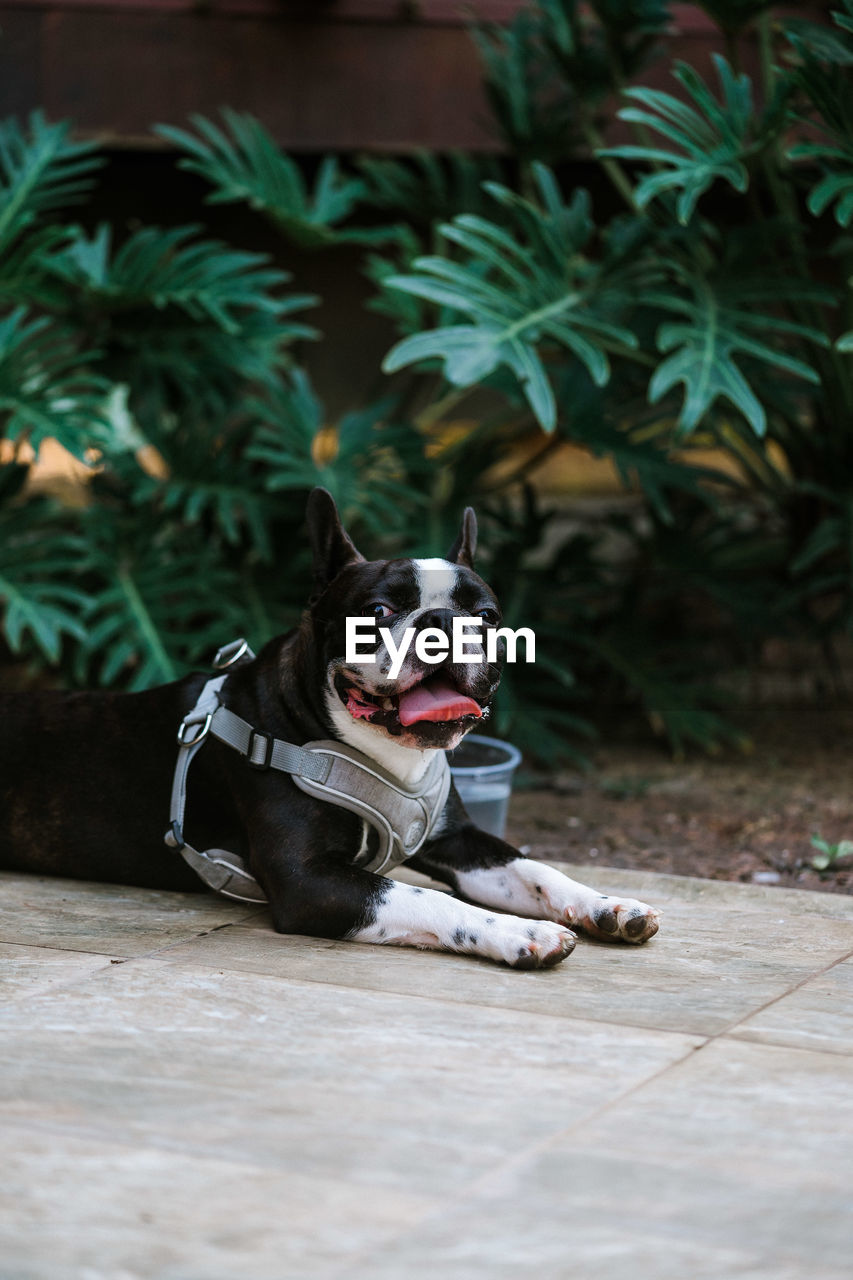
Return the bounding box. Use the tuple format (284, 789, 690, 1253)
(0, 943, 112, 1003)
(581, 1036, 853, 1185)
(2, 864, 851, 1280)
(0, 873, 262, 956)
(0, 959, 698, 1200)
(0, 1124, 431, 1279)
(731, 955, 853, 1055)
(344, 1037, 853, 1280)
(160, 863, 853, 1037)
(551, 862, 853, 919)
(342, 1154, 853, 1280)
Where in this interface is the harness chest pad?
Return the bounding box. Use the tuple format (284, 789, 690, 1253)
(292, 740, 451, 875)
(166, 657, 453, 901)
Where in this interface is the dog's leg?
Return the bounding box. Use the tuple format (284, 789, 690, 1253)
(412, 827, 661, 945)
(351, 878, 576, 968)
(453, 858, 661, 944)
(258, 861, 576, 969)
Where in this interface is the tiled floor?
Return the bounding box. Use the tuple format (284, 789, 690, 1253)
(1, 864, 851, 1279)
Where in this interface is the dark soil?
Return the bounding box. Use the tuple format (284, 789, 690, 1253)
(505, 701, 853, 896)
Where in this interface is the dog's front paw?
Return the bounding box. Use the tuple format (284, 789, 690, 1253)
(581, 896, 661, 945)
(488, 918, 577, 969)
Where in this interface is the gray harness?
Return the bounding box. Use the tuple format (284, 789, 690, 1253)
(164, 640, 451, 903)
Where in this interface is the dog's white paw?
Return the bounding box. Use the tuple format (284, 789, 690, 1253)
(449, 861, 661, 951)
(484, 917, 577, 969)
(580, 896, 661, 944)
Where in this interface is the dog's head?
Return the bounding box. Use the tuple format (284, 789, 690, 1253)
(305, 488, 502, 752)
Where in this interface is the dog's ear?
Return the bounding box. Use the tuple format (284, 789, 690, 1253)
(306, 488, 365, 593)
(447, 507, 477, 568)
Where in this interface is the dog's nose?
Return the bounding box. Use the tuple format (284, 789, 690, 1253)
(415, 608, 456, 635)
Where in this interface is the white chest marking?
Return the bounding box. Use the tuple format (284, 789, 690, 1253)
(324, 675, 437, 785)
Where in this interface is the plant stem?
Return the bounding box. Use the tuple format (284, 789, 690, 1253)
(582, 122, 638, 212)
(414, 385, 475, 432)
(482, 433, 564, 492)
(117, 565, 175, 682)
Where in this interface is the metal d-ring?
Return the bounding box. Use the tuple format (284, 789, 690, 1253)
(213, 638, 250, 670)
(177, 713, 213, 747)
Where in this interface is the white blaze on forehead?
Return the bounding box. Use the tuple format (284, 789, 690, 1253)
(414, 558, 460, 610)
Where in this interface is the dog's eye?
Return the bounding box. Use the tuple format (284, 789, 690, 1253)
(363, 602, 395, 620)
(477, 608, 499, 625)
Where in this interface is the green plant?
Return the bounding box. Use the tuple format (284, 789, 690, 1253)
(3, 1, 853, 763)
(0, 462, 91, 662)
(384, 168, 640, 431)
(383, 8, 845, 439)
(0, 111, 421, 689)
(809, 833, 853, 871)
(369, 0, 853, 744)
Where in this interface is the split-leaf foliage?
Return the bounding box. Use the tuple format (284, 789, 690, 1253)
(1, 2, 852, 760)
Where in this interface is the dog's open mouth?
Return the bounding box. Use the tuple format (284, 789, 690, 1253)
(337, 671, 483, 729)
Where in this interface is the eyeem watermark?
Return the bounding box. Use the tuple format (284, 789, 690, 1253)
(345, 616, 535, 680)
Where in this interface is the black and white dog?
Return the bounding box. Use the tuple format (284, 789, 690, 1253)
(0, 488, 659, 968)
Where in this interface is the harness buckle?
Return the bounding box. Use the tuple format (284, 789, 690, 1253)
(246, 728, 274, 771)
(177, 713, 212, 747)
(213, 638, 251, 670)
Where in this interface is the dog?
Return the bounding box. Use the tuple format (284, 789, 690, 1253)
(0, 488, 659, 968)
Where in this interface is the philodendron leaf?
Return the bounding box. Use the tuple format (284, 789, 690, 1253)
(0, 307, 107, 457)
(785, 4, 853, 226)
(382, 165, 638, 431)
(155, 111, 393, 247)
(646, 271, 828, 435)
(0, 110, 102, 255)
(0, 488, 92, 663)
(601, 55, 774, 224)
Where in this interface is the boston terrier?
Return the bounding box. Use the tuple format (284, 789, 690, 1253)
(0, 488, 660, 968)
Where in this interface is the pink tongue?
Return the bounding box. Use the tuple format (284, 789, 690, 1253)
(397, 676, 482, 727)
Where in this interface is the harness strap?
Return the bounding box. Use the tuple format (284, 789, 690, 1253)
(165, 669, 270, 904)
(207, 705, 330, 782)
(164, 640, 451, 901)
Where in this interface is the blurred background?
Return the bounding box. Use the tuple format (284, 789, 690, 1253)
(0, 0, 850, 769)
